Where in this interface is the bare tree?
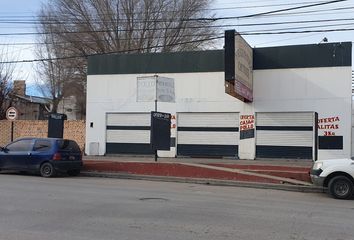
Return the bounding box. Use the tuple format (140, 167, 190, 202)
(36, 11, 82, 114)
(36, 0, 216, 117)
(0, 48, 15, 120)
(41, 0, 216, 53)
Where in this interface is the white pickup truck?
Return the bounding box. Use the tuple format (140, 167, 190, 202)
(310, 158, 354, 199)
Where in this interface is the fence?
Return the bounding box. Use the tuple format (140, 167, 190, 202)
(0, 120, 86, 151)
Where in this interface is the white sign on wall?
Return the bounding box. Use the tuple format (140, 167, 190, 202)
(137, 76, 175, 103)
(157, 77, 175, 103)
(137, 76, 156, 102)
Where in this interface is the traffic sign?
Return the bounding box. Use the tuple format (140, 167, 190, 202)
(6, 107, 18, 120)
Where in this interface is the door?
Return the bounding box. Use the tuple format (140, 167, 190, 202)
(256, 112, 316, 160)
(1, 139, 34, 170)
(177, 112, 239, 157)
(27, 139, 53, 170)
(105, 113, 154, 154)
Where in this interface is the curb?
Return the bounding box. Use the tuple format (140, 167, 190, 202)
(81, 171, 325, 193)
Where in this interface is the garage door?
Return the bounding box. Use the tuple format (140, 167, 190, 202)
(256, 112, 316, 160)
(106, 113, 154, 154)
(177, 112, 239, 157)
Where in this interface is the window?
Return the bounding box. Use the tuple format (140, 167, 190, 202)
(6, 139, 33, 152)
(57, 140, 80, 152)
(34, 140, 52, 152)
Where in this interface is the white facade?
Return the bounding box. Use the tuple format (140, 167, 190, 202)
(86, 67, 352, 160)
(254, 67, 352, 159)
(86, 43, 352, 160)
(86, 72, 241, 157)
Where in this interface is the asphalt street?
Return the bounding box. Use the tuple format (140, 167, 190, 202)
(0, 174, 353, 240)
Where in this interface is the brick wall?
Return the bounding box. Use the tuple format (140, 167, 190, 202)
(0, 120, 86, 151)
(64, 121, 86, 151)
(0, 121, 11, 147)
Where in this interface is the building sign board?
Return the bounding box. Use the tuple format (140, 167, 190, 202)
(318, 115, 343, 150)
(156, 77, 175, 103)
(318, 116, 340, 136)
(6, 107, 18, 120)
(224, 30, 253, 102)
(150, 111, 171, 150)
(137, 77, 156, 102)
(137, 76, 175, 103)
(240, 115, 255, 140)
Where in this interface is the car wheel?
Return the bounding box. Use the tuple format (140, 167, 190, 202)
(328, 176, 354, 199)
(67, 169, 80, 176)
(40, 162, 56, 178)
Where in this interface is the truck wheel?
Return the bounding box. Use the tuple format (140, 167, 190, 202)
(328, 176, 354, 199)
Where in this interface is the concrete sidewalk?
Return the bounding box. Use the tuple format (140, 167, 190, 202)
(84, 155, 314, 166)
(82, 156, 320, 192)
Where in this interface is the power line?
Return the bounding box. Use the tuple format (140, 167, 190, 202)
(240, 27, 354, 35)
(244, 22, 354, 33)
(1, 15, 354, 37)
(1, 18, 354, 47)
(244, 5, 354, 18)
(0, 35, 225, 64)
(0, 0, 347, 39)
(0, 0, 345, 26)
(0, 33, 222, 46)
(197, 0, 348, 20)
(255, 32, 323, 46)
(0, 1, 332, 21)
(0, 0, 351, 65)
(1, 19, 354, 46)
(245, 10, 354, 21)
(1, 26, 354, 65)
(2, 3, 354, 25)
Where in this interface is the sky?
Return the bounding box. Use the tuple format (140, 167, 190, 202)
(0, 0, 353, 96)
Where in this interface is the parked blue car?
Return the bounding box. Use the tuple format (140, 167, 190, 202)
(0, 138, 83, 177)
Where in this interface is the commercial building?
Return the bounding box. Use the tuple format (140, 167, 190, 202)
(85, 38, 352, 161)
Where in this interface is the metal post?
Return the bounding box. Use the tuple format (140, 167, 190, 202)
(154, 75, 158, 162)
(10, 121, 14, 142)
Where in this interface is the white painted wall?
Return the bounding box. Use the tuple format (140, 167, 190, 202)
(254, 67, 352, 160)
(86, 72, 242, 156)
(86, 66, 352, 160)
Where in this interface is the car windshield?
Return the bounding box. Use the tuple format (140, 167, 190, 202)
(57, 140, 80, 152)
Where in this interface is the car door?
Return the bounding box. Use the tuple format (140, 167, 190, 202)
(27, 139, 53, 171)
(1, 139, 34, 170)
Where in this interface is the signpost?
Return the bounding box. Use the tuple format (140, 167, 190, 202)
(6, 107, 18, 141)
(137, 75, 174, 161)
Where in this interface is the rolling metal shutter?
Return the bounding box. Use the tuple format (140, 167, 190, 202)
(106, 113, 154, 154)
(256, 112, 316, 160)
(177, 112, 239, 157)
